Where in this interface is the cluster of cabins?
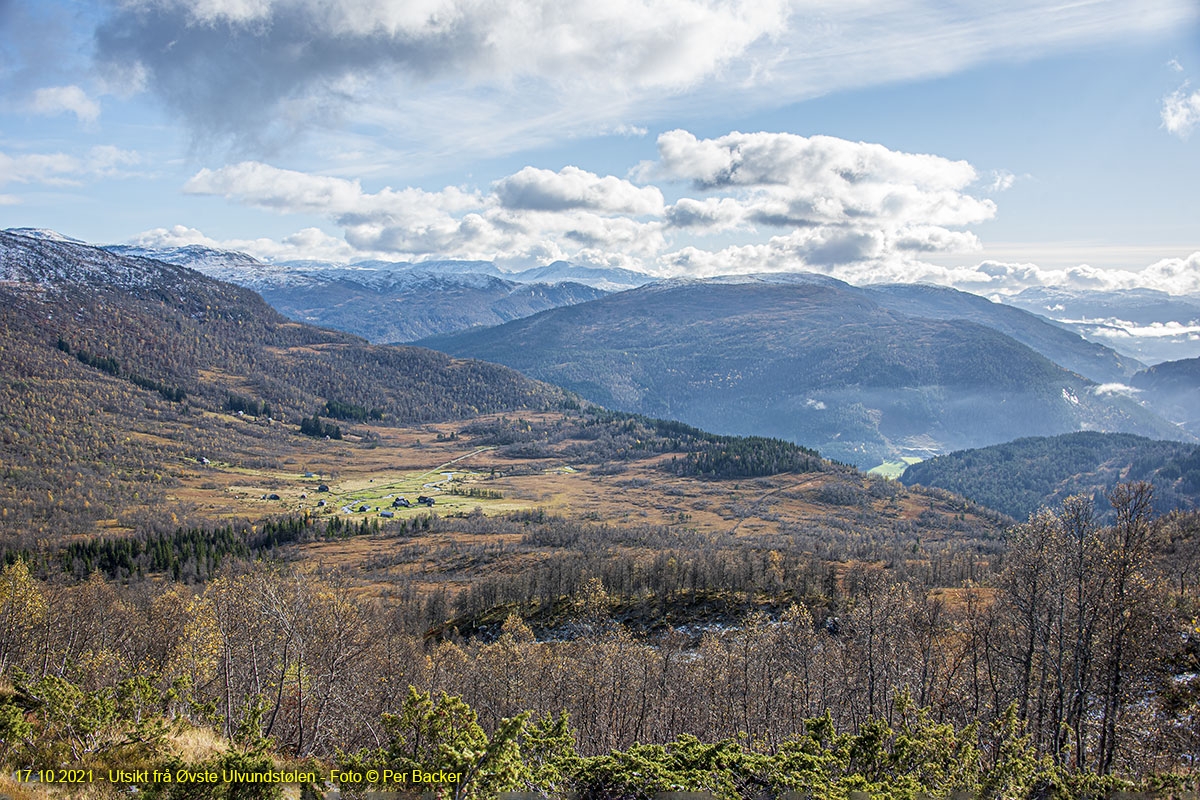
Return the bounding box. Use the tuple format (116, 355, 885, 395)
(259, 475, 436, 517)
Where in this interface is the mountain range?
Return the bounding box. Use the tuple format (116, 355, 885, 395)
(8, 228, 1194, 470)
(419, 275, 1191, 466)
(98, 242, 657, 342)
(1003, 286, 1200, 365)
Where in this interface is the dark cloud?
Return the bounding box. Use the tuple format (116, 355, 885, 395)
(93, 3, 476, 152)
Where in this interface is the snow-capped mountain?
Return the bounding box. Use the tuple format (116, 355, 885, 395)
(94, 239, 654, 292)
(1, 229, 196, 292)
(505, 261, 655, 291)
(4, 227, 88, 244)
(83, 236, 613, 341)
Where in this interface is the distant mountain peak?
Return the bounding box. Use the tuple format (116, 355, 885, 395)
(4, 227, 87, 244)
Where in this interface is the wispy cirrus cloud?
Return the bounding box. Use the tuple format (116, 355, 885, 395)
(92, 0, 1198, 160)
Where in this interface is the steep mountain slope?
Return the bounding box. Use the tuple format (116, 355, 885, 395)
(420, 278, 1189, 466)
(900, 432, 1200, 520)
(864, 283, 1142, 383)
(1131, 357, 1200, 435)
(1003, 286, 1200, 364)
(1, 231, 564, 421)
(0, 231, 569, 539)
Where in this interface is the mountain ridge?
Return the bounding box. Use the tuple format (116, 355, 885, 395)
(419, 279, 1191, 466)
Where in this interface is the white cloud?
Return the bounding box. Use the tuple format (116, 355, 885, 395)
(184, 130, 998, 269)
(1091, 383, 1140, 397)
(655, 130, 994, 227)
(0, 146, 139, 188)
(95, 0, 790, 151)
(1073, 319, 1200, 339)
(185, 161, 479, 219)
(1162, 83, 1200, 138)
(611, 124, 649, 137)
(29, 85, 100, 123)
(493, 166, 663, 215)
(937, 252, 1200, 296)
(985, 170, 1016, 193)
(0, 151, 80, 186)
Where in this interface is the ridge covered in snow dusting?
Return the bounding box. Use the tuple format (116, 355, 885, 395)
(0, 230, 198, 294)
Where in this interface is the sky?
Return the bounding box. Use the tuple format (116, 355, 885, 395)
(1, 0, 1199, 295)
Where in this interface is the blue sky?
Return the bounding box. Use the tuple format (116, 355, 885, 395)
(2, 0, 1199, 294)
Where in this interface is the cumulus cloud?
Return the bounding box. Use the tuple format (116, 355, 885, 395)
(184, 159, 665, 264)
(655, 130, 994, 228)
(29, 85, 100, 122)
(1162, 83, 1200, 138)
(938, 252, 1200, 297)
(494, 166, 663, 215)
(182, 130, 998, 270)
(177, 128, 1200, 296)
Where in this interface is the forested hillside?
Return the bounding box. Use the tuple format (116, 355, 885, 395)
(421, 278, 1188, 466)
(0, 231, 565, 421)
(864, 282, 1142, 383)
(900, 431, 1200, 519)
